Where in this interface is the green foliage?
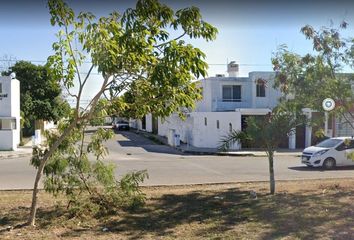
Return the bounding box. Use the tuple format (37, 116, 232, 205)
(47, 0, 217, 120)
(28, 0, 217, 225)
(34, 124, 148, 217)
(88, 99, 110, 126)
(219, 106, 305, 195)
(219, 106, 305, 152)
(2, 61, 70, 129)
(272, 22, 354, 129)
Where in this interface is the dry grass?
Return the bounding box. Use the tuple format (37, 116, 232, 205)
(2, 179, 354, 239)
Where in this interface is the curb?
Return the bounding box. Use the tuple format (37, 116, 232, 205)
(177, 148, 302, 157)
(177, 148, 258, 156)
(0, 153, 31, 159)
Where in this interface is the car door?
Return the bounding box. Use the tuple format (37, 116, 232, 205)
(334, 141, 348, 166)
(344, 140, 354, 166)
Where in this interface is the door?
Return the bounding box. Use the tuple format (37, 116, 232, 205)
(152, 116, 158, 134)
(334, 141, 348, 166)
(334, 140, 354, 166)
(344, 140, 354, 166)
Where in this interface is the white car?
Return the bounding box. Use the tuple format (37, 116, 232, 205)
(301, 137, 354, 169)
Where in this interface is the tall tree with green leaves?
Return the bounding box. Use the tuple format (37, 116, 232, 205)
(28, 0, 217, 226)
(219, 106, 304, 194)
(272, 22, 354, 132)
(3, 61, 70, 135)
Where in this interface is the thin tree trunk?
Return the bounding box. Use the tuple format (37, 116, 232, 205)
(27, 121, 77, 226)
(28, 160, 46, 226)
(268, 150, 275, 195)
(27, 74, 109, 226)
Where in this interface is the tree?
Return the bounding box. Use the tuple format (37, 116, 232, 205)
(28, 0, 217, 226)
(219, 106, 304, 194)
(3, 61, 70, 135)
(272, 22, 354, 133)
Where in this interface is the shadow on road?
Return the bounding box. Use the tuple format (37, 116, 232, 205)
(289, 166, 354, 172)
(116, 131, 187, 156)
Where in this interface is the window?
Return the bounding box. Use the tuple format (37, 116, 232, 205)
(0, 83, 2, 93)
(216, 120, 220, 129)
(0, 119, 16, 130)
(204, 117, 207, 126)
(222, 85, 241, 102)
(256, 83, 265, 97)
(141, 116, 146, 130)
(229, 123, 233, 132)
(335, 139, 354, 151)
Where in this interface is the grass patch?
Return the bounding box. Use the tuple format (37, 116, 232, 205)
(2, 179, 354, 239)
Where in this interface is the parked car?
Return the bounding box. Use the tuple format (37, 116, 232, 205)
(112, 121, 130, 131)
(301, 137, 354, 169)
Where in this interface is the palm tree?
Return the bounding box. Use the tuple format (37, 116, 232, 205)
(219, 108, 303, 194)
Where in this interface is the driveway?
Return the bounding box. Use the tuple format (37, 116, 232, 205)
(1, 130, 354, 190)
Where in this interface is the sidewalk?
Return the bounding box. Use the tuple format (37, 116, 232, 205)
(134, 130, 302, 157)
(176, 144, 302, 157)
(0, 147, 32, 159)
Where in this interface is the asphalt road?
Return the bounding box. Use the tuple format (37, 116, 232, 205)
(1, 131, 354, 190)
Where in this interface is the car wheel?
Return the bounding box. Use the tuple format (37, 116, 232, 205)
(322, 157, 336, 170)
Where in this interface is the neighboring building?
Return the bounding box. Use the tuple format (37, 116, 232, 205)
(135, 62, 352, 150)
(0, 75, 20, 150)
(135, 62, 295, 150)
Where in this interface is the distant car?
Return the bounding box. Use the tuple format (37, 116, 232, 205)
(301, 137, 354, 169)
(113, 121, 130, 131)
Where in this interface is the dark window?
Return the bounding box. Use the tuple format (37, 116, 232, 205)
(256, 83, 265, 97)
(337, 139, 354, 151)
(142, 116, 146, 130)
(229, 123, 233, 132)
(216, 120, 219, 129)
(0, 83, 2, 93)
(204, 117, 207, 126)
(222, 85, 241, 102)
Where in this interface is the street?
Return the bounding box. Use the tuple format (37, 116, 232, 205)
(1, 131, 354, 190)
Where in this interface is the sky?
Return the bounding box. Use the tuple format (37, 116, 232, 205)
(1, 0, 354, 101)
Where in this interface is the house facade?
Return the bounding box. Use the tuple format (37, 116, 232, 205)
(0, 76, 20, 150)
(135, 62, 303, 149)
(135, 62, 353, 150)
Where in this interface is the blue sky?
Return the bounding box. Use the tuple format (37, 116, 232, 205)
(1, 0, 354, 100)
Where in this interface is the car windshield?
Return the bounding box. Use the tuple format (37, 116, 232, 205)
(315, 138, 342, 148)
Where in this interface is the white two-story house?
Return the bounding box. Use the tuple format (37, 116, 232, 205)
(136, 62, 304, 150)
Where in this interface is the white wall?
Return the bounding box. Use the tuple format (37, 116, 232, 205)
(0, 76, 20, 150)
(145, 114, 153, 132)
(158, 114, 193, 143)
(158, 112, 241, 149)
(0, 130, 15, 150)
(190, 112, 241, 149)
(44, 121, 57, 130)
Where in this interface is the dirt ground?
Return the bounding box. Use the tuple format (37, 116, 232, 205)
(2, 179, 354, 239)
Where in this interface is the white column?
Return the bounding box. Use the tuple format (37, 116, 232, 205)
(288, 128, 296, 149)
(324, 112, 329, 137)
(305, 111, 312, 147)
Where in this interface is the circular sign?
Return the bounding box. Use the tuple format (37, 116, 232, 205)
(322, 98, 335, 111)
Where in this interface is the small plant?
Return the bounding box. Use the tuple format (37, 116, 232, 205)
(31, 122, 148, 218)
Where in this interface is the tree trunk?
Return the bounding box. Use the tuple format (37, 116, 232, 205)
(28, 160, 46, 226)
(27, 121, 77, 226)
(268, 150, 275, 195)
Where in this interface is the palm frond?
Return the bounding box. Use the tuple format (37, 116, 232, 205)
(218, 130, 250, 151)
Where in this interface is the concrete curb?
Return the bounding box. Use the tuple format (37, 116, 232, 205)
(0, 147, 32, 160)
(0, 153, 31, 159)
(177, 148, 302, 157)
